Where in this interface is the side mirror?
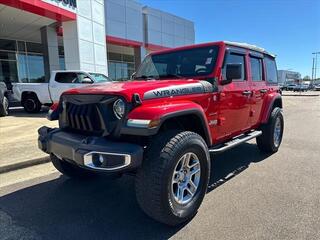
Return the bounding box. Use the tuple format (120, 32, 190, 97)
(81, 77, 93, 84)
(130, 72, 136, 80)
(221, 63, 242, 85)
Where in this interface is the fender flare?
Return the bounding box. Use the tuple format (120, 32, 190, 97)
(261, 93, 282, 124)
(159, 108, 212, 146)
(121, 101, 212, 146)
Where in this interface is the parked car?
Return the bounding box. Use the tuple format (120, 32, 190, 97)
(314, 84, 320, 91)
(279, 83, 286, 91)
(286, 84, 297, 91)
(293, 84, 308, 92)
(12, 71, 112, 113)
(0, 82, 9, 117)
(38, 41, 284, 226)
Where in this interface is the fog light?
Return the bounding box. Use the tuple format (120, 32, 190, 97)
(83, 152, 131, 171)
(92, 154, 104, 167)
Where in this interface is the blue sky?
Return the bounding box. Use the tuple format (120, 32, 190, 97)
(140, 0, 320, 77)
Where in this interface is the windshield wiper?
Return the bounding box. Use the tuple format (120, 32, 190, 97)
(158, 74, 184, 79)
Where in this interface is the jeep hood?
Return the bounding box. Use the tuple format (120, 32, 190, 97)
(64, 79, 213, 102)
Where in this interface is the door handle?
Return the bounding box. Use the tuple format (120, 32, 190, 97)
(242, 90, 252, 96)
(260, 89, 268, 93)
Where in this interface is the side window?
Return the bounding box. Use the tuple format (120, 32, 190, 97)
(250, 57, 263, 81)
(223, 53, 246, 81)
(55, 72, 79, 83)
(265, 57, 278, 84)
(77, 73, 91, 83)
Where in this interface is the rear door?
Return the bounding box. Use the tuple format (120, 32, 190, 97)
(217, 50, 251, 139)
(49, 72, 92, 102)
(248, 53, 267, 127)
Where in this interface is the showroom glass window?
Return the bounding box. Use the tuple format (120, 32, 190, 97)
(107, 44, 135, 81)
(59, 46, 66, 70)
(0, 39, 46, 83)
(26, 42, 45, 83)
(0, 39, 18, 83)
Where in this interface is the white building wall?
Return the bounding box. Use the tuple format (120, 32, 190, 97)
(63, 0, 108, 75)
(143, 6, 195, 48)
(105, 0, 143, 43)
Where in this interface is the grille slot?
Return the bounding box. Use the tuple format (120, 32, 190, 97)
(65, 103, 105, 134)
(59, 95, 120, 136)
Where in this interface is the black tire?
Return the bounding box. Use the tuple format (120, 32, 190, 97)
(256, 107, 284, 153)
(22, 94, 41, 113)
(135, 131, 210, 226)
(51, 154, 95, 179)
(0, 96, 9, 116)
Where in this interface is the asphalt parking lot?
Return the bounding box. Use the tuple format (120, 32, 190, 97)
(0, 94, 319, 240)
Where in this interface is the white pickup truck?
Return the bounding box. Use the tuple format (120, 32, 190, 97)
(12, 70, 112, 113)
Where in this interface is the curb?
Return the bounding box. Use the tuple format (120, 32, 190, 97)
(0, 156, 50, 174)
(282, 94, 319, 97)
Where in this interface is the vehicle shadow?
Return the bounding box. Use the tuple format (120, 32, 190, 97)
(208, 142, 269, 192)
(8, 107, 48, 118)
(0, 143, 270, 239)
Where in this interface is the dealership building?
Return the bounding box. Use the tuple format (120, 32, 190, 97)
(0, 0, 195, 83)
(277, 70, 301, 85)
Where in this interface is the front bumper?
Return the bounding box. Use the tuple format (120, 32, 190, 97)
(38, 126, 143, 173)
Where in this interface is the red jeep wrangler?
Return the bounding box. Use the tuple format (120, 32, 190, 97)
(39, 41, 283, 226)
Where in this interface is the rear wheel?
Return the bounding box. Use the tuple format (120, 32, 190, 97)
(51, 154, 95, 179)
(135, 131, 210, 226)
(22, 94, 41, 113)
(256, 107, 284, 153)
(0, 96, 9, 116)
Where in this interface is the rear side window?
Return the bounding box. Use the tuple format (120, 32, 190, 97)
(250, 57, 263, 81)
(55, 73, 79, 83)
(265, 57, 278, 83)
(223, 53, 246, 81)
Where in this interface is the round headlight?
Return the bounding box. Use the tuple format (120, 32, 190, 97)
(113, 99, 125, 119)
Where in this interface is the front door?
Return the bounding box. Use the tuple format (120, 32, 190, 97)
(217, 51, 251, 140)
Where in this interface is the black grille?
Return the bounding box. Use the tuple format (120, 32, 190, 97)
(66, 103, 104, 133)
(59, 95, 118, 136)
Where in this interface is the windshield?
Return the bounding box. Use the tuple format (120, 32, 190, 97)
(89, 73, 112, 82)
(135, 46, 219, 80)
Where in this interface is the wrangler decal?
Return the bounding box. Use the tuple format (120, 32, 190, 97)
(144, 82, 213, 100)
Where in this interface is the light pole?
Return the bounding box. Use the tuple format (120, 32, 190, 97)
(312, 57, 315, 81)
(312, 52, 320, 85)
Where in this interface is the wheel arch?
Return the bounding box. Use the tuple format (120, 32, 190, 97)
(158, 110, 212, 146)
(261, 94, 282, 124)
(122, 101, 212, 146)
(21, 91, 39, 103)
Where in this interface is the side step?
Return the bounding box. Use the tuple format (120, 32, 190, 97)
(209, 130, 262, 154)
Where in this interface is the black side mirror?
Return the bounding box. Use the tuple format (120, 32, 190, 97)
(221, 63, 242, 85)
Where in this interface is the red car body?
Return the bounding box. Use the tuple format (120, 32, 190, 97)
(62, 41, 281, 146)
(41, 41, 284, 226)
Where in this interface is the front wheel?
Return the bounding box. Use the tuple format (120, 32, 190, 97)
(256, 107, 284, 153)
(135, 131, 210, 226)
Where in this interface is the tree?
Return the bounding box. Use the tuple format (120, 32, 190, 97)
(303, 75, 311, 80)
